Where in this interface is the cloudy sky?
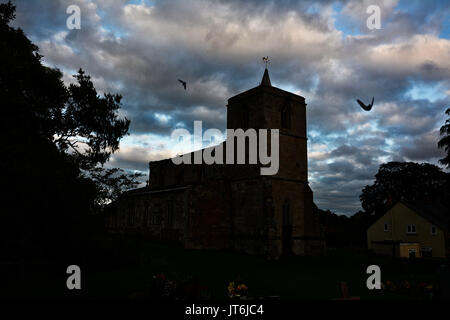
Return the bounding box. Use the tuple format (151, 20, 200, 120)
(11, 0, 450, 215)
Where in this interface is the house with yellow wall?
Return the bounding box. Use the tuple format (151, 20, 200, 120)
(367, 200, 448, 258)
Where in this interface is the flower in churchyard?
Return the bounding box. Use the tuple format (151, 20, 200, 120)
(228, 282, 235, 295)
(228, 281, 248, 298)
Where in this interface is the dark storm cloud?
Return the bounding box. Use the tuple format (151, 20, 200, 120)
(330, 145, 360, 157)
(330, 145, 378, 166)
(419, 61, 450, 80)
(129, 110, 176, 135)
(108, 154, 149, 173)
(310, 159, 376, 213)
(328, 160, 378, 181)
(400, 130, 446, 161)
(10, 0, 450, 215)
(377, 99, 447, 136)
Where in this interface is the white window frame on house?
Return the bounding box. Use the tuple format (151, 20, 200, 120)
(407, 224, 416, 234)
(384, 223, 389, 232)
(431, 225, 437, 235)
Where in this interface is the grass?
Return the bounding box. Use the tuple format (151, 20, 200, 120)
(3, 241, 446, 300)
(82, 242, 446, 300)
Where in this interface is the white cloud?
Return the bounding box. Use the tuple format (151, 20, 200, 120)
(366, 35, 450, 78)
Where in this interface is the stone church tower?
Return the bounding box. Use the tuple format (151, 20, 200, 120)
(225, 69, 323, 256)
(106, 68, 324, 258)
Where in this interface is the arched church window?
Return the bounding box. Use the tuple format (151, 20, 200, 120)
(282, 200, 292, 225)
(281, 105, 291, 129)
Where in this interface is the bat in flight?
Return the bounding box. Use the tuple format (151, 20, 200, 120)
(178, 79, 187, 90)
(357, 97, 374, 111)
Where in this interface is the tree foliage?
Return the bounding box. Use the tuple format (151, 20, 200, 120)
(54, 70, 130, 170)
(0, 1, 141, 261)
(1, 1, 140, 203)
(360, 162, 450, 215)
(438, 108, 450, 168)
(89, 167, 143, 207)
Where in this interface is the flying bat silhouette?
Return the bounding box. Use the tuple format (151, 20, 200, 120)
(357, 97, 374, 111)
(178, 79, 187, 90)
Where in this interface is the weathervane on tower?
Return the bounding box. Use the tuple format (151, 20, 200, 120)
(262, 56, 270, 69)
(260, 57, 272, 86)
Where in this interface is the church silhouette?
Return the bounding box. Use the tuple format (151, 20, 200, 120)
(106, 68, 325, 258)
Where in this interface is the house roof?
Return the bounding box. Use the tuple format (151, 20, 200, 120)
(399, 199, 449, 230)
(227, 69, 305, 104)
(368, 199, 449, 230)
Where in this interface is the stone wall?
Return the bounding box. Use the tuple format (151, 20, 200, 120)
(109, 187, 190, 245)
(230, 177, 267, 255)
(185, 179, 232, 250)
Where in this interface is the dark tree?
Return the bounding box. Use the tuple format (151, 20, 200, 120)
(53, 69, 130, 170)
(317, 208, 370, 248)
(360, 162, 450, 215)
(0, 1, 139, 266)
(438, 108, 450, 168)
(89, 167, 143, 207)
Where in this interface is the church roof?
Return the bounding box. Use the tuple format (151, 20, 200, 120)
(260, 68, 272, 86)
(228, 68, 305, 104)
